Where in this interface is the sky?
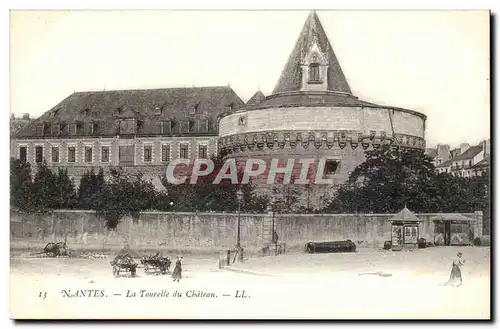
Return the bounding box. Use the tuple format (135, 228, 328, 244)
(9, 10, 490, 148)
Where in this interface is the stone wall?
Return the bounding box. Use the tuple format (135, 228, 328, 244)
(10, 210, 483, 251)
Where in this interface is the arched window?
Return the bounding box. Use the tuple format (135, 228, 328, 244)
(309, 63, 320, 82)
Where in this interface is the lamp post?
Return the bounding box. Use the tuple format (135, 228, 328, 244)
(236, 189, 243, 261)
(271, 197, 276, 244)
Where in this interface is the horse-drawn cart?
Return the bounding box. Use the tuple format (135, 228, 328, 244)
(141, 253, 171, 275)
(110, 254, 138, 277)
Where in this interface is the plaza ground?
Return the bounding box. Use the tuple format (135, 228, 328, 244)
(10, 246, 490, 319)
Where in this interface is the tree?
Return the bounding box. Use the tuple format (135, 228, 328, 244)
(31, 161, 60, 212)
(324, 145, 490, 215)
(54, 168, 78, 209)
(77, 168, 105, 209)
(93, 168, 161, 229)
(325, 145, 438, 213)
(10, 157, 33, 212)
(162, 151, 267, 213)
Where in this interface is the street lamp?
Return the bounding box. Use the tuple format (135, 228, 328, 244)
(236, 189, 244, 261)
(271, 197, 276, 244)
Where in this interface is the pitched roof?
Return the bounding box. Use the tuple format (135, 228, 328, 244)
(246, 91, 266, 106)
(389, 207, 422, 222)
(450, 145, 483, 161)
(15, 86, 244, 138)
(272, 11, 352, 95)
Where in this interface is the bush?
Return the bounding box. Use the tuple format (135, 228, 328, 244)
(383, 241, 392, 250)
(418, 238, 427, 249)
(473, 237, 482, 246)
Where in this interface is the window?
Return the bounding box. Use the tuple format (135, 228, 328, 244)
(76, 123, 84, 135)
(324, 159, 340, 175)
(469, 160, 472, 168)
(92, 122, 99, 135)
(179, 144, 189, 159)
(36, 125, 44, 136)
(60, 123, 67, 136)
(144, 145, 152, 162)
(68, 147, 76, 163)
(52, 124, 61, 136)
(198, 145, 207, 159)
(101, 146, 110, 163)
(51, 147, 59, 163)
(85, 146, 93, 163)
(119, 119, 136, 134)
(35, 146, 43, 163)
(154, 107, 162, 115)
(189, 120, 196, 132)
(19, 146, 27, 162)
(162, 144, 170, 162)
(161, 121, 172, 134)
(309, 63, 320, 82)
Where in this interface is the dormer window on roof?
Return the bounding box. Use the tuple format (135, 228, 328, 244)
(309, 63, 320, 82)
(154, 107, 162, 115)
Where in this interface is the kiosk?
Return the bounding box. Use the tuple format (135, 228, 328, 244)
(388, 207, 422, 251)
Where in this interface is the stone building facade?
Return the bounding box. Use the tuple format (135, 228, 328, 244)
(11, 87, 244, 185)
(218, 12, 427, 184)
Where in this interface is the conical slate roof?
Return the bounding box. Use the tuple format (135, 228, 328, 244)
(272, 11, 352, 95)
(246, 90, 266, 105)
(390, 207, 422, 222)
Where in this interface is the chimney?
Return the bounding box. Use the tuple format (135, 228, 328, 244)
(460, 143, 470, 154)
(437, 144, 451, 161)
(22, 113, 30, 120)
(483, 139, 490, 157)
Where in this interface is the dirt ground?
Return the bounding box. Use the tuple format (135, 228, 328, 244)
(9, 246, 490, 319)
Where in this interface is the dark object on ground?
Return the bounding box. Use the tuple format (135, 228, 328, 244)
(141, 252, 172, 275)
(305, 240, 356, 254)
(425, 241, 435, 247)
(473, 237, 482, 246)
(358, 271, 392, 277)
(383, 241, 392, 250)
(110, 254, 138, 277)
(41, 242, 69, 257)
(418, 238, 427, 249)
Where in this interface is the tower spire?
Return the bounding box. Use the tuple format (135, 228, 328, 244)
(272, 10, 352, 95)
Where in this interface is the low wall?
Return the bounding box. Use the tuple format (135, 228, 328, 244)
(10, 209, 483, 251)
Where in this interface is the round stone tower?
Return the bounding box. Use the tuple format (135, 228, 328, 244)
(218, 11, 427, 186)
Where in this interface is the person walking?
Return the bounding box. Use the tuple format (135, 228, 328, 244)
(447, 252, 465, 286)
(171, 256, 183, 282)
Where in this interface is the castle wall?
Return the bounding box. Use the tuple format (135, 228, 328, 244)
(219, 106, 425, 140)
(10, 210, 483, 252)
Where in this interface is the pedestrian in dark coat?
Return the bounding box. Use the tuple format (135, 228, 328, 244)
(447, 252, 465, 286)
(171, 256, 183, 282)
